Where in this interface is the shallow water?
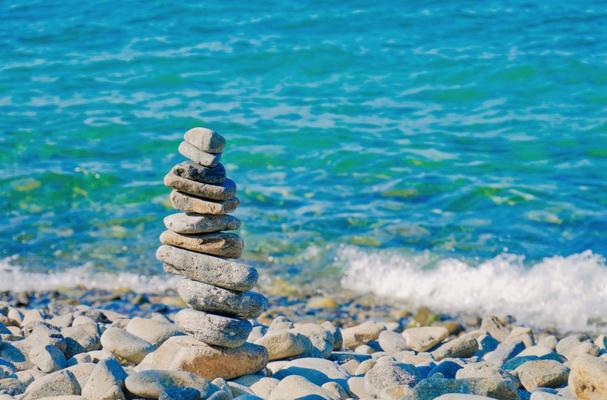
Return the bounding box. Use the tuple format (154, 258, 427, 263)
(1, 1, 607, 330)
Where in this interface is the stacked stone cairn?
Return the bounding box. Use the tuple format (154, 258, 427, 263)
(154, 127, 269, 378)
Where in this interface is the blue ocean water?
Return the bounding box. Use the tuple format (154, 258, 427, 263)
(1, 1, 607, 329)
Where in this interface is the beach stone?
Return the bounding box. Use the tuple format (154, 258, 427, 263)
(0, 342, 31, 370)
(267, 316, 294, 332)
(413, 375, 519, 400)
(354, 359, 376, 375)
(428, 360, 464, 379)
(455, 362, 519, 399)
(30, 344, 66, 373)
(322, 381, 348, 400)
(174, 308, 251, 348)
(100, 327, 154, 364)
(515, 360, 569, 391)
(291, 323, 335, 358)
(432, 335, 479, 361)
(164, 172, 236, 201)
(538, 335, 558, 350)
(528, 392, 563, 400)
(81, 358, 127, 400)
(355, 344, 375, 354)
(177, 279, 267, 319)
(171, 161, 226, 184)
(342, 321, 385, 349)
(178, 141, 221, 167)
(250, 377, 279, 398)
(184, 127, 225, 154)
(568, 355, 607, 399)
(66, 363, 96, 389)
(125, 317, 179, 347)
(346, 376, 369, 399)
(159, 387, 201, 400)
(170, 190, 239, 215)
(321, 321, 343, 350)
(269, 375, 338, 400)
(255, 331, 308, 360)
(435, 396, 495, 399)
(125, 369, 213, 399)
(506, 327, 534, 347)
(378, 330, 409, 353)
(137, 335, 268, 380)
(563, 341, 600, 361)
(164, 213, 241, 234)
(378, 384, 415, 400)
(157, 245, 258, 291)
(403, 327, 449, 352)
(364, 361, 420, 396)
(160, 230, 244, 258)
(62, 323, 101, 357)
(22, 370, 80, 400)
(555, 334, 588, 358)
(49, 313, 74, 328)
(272, 357, 349, 388)
(394, 350, 433, 366)
(483, 340, 525, 367)
(480, 316, 511, 342)
(0, 377, 27, 396)
(341, 359, 360, 375)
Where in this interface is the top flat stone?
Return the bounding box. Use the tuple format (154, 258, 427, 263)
(171, 161, 226, 184)
(178, 141, 221, 167)
(184, 127, 225, 154)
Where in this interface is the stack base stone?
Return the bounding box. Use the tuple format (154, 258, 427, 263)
(137, 336, 268, 380)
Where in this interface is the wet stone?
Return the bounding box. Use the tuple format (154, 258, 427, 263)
(170, 190, 239, 215)
(171, 161, 226, 184)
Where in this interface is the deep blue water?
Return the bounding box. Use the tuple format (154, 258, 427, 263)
(1, 0, 607, 281)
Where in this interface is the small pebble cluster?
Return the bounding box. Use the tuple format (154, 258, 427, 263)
(1, 287, 607, 399)
(157, 127, 269, 354)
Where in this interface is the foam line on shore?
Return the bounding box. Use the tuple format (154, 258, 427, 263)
(340, 246, 607, 333)
(0, 257, 178, 293)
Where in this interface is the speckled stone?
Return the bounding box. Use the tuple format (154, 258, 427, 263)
(171, 161, 226, 184)
(170, 190, 239, 215)
(184, 127, 226, 154)
(177, 278, 267, 319)
(178, 141, 221, 167)
(174, 308, 252, 348)
(160, 230, 244, 258)
(164, 172, 236, 201)
(156, 245, 258, 291)
(164, 213, 241, 234)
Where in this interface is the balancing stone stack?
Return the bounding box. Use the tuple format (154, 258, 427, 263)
(153, 127, 268, 379)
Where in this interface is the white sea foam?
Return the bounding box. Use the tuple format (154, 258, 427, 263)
(339, 246, 607, 333)
(0, 256, 178, 293)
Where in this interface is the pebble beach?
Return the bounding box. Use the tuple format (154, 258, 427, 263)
(1, 286, 606, 400)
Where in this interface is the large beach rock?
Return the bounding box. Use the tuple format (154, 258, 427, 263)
(157, 245, 257, 291)
(177, 278, 267, 319)
(378, 330, 409, 353)
(100, 327, 154, 364)
(125, 317, 179, 347)
(164, 213, 241, 234)
(184, 127, 225, 154)
(515, 360, 569, 391)
(255, 331, 309, 360)
(125, 369, 214, 398)
(403, 326, 449, 352)
(174, 308, 251, 348)
(137, 335, 268, 380)
(480, 316, 511, 342)
(568, 355, 607, 399)
(171, 161, 226, 184)
(432, 335, 479, 361)
(271, 357, 349, 388)
(22, 370, 80, 400)
(341, 321, 385, 349)
(164, 172, 236, 201)
(455, 362, 519, 399)
(81, 358, 127, 400)
(160, 230, 244, 258)
(364, 361, 420, 396)
(178, 141, 221, 167)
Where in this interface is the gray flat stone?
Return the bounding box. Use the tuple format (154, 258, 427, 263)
(432, 335, 479, 361)
(179, 141, 221, 167)
(515, 360, 569, 391)
(177, 278, 267, 319)
(164, 172, 236, 201)
(174, 308, 251, 348)
(164, 212, 241, 234)
(156, 245, 258, 291)
(170, 190, 239, 215)
(125, 317, 179, 347)
(403, 327, 448, 352)
(184, 127, 225, 154)
(160, 230, 244, 258)
(171, 161, 226, 184)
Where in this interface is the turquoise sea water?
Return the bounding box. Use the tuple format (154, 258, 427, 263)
(2, 1, 607, 329)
